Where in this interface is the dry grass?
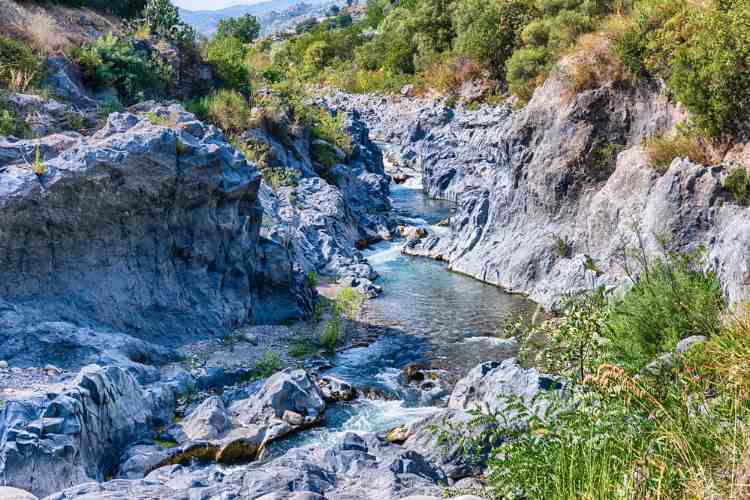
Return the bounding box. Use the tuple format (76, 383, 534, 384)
(0, 0, 121, 53)
(644, 133, 713, 173)
(562, 32, 625, 94)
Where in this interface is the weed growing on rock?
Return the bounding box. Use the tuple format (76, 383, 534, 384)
(644, 132, 711, 173)
(320, 316, 341, 352)
(724, 166, 750, 206)
(252, 350, 282, 379)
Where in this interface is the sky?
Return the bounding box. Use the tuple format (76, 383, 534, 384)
(173, 0, 266, 11)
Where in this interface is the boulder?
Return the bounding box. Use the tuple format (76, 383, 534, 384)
(448, 358, 560, 415)
(180, 396, 232, 441)
(0, 104, 310, 343)
(318, 376, 356, 402)
(0, 487, 37, 500)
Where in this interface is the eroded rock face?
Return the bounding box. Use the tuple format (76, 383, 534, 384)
(0, 105, 310, 342)
(327, 82, 750, 308)
(0, 365, 177, 497)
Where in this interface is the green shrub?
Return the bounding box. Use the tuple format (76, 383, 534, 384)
(73, 34, 171, 104)
(310, 109, 352, 156)
(0, 34, 45, 92)
(335, 287, 363, 320)
(288, 335, 317, 358)
(606, 250, 724, 371)
(205, 36, 249, 91)
(452, 0, 530, 77)
(198, 90, 251, 133)
(140, 0, 195, 43)
(252, 350, 282, 378)
(724, 166, 750, 206)
(261, 166, 300, 191)
(320, 316, 341, 351)
(506, 46, 549, 103)
(216, 14, 261, 43)
(0, 99, 29, 138)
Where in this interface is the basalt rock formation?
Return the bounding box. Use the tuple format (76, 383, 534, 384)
(0, 104, 311, 343)
(327, 80, 750, 308)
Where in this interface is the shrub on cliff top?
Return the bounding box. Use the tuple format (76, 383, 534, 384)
(73, 33, 171, 104)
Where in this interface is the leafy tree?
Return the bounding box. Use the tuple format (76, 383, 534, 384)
(452, 0, 531, 77)
(205, 36, 249, 91)
(216, 14, 261, 43)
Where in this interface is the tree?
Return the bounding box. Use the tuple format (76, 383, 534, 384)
(453, 0, 531, 76)
(216, 14, 261, 43)
(205, 36, 249, 91)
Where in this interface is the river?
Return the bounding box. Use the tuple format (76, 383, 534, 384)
(266, 178, 535, 457)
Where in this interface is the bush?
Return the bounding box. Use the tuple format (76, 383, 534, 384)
(0, 35, 45, 92)
(335, 287, 363, 320)
(606, 250, 724, 370)
(199, 90, 251, 133)
(0, 99, 30, 138)
(506, 46, 549, 103)
(310, 109, 352, 157)
(452, 0, 530, 77)
(205, 36, 249, 91)
(73, 34, 171, 104)
(724, 166, 750, 206)
(320, 316, 341, 351)
(216, 14, 261, 43)
(252, 350, 282, 378)
(140, 0, 195, 43)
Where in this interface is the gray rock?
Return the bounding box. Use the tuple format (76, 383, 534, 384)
(180, 396, 231, 441)
(326, 81, 750, 309)
(0, 360, 7, 370)
(0, 365, 177, 497)
(449, 358, 560, 415)
(0, 104, 311, 344)
(0, 486, 38, 500)
(318, 375, 356, 402)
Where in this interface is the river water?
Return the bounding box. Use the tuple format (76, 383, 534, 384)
(267, 180, 535, 456)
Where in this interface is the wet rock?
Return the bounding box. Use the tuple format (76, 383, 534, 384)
(318, 375, 356, 402)
(180, 396, 231, 441)
(117, 444, 171, 479)
(386, 425, 410, 444)
(402, 362, 429, 384)
(448, 358, 560, 415)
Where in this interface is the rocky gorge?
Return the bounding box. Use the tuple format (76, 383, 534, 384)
(2, 40, 750, 500)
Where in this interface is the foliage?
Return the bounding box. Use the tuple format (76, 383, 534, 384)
(506, 46, 549, 103)
(0, 34, 45, 92)
(644, 131, 711, 173)
(307, 271, 319, 288)
(216, 14, 261, 43)
(261, 166, 300, 191)
(320, 315, 341, 351)
(452, 0, 530, 78)
(205, 36, 250, 92)
(310, 109, 353, 156)
(724, 166, 750, 206)
(31, 145, 48, 176)
(616, 0, 750, 137)
(335, 287, 363, 320)
(191, 89, 251, 133)
(606, 249, 724, 371)
(73, 34, 171, 104)
(288, 335, 317, 358)
(0, 98, 29, 138)
(140, 0, 195, 44)
(251, 350, 283, 378)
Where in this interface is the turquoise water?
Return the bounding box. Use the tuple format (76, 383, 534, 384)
(266, 182, 535, 457)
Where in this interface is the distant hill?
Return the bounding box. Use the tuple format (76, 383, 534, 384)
(179, 0, 336, 36)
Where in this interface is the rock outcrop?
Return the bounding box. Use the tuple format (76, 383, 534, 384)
(327, 81, 750, 307)
(0, 365, 178, 497)
(0, 104, 311, 342)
